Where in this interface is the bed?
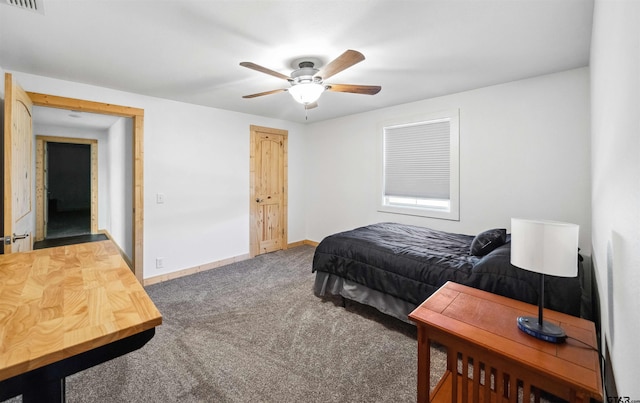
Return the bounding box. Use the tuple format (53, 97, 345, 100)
(312, 222, 588, 323)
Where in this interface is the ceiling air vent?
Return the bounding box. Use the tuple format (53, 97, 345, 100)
(5, 0, 45, 14)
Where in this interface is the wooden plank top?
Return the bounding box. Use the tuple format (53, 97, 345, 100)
(0, 240, 162, 381)
(409, 281, 603, 401)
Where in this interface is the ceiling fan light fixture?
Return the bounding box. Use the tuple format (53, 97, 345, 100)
(288, 82, 325, 105)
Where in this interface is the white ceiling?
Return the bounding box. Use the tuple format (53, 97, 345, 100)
(0, 0, 594, 126)
(32, 106, 122, 130)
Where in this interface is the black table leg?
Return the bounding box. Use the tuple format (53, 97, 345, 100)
(22, 376, 65, 403)
(0, 328, 155, 402)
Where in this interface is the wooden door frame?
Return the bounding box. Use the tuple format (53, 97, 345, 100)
(249, 125, 288, 257)
(35, 136, 98, 241)
(27, 92, 145, 283)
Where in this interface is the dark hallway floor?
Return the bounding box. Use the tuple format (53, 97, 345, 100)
(33, 209, 107, 249)
(47, 209, 91, 239)
(34, 233, 108, 249)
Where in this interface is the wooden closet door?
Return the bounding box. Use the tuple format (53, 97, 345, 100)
(250, 125, 288, 256)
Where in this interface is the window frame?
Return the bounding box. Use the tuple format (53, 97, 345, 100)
(378, 109, 460, 221)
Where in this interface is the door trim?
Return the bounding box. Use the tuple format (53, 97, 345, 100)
(27, 92, 145, 283)
(35, 136, 98, 241)
(249, 125, 288, 257)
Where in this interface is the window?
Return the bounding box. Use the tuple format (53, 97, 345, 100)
(379, 109, 459, 220)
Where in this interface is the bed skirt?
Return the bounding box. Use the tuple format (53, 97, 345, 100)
(313, 271, 417, 324)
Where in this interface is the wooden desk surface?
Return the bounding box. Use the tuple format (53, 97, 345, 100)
(409, 281, 603, 402)
(0, 240, 162, 381)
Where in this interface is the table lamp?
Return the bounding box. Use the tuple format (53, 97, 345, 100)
(510, 218, 579, 343)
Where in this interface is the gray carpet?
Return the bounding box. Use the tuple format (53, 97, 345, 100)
(5, 245, 447, 402)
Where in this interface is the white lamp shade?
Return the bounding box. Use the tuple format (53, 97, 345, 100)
(510, 218, 579, 277)
(288, 82, 324, 104)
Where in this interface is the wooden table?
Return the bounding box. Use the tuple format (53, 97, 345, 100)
(408, 281, 602, 403)
(0, 240, 162, 402)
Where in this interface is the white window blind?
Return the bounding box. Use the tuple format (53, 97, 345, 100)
(384, 119, 451, 200)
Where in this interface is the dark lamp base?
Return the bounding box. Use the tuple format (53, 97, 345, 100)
(517, 316, 566, 343)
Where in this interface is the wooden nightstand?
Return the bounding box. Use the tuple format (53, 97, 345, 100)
(409, 281, 603, 403)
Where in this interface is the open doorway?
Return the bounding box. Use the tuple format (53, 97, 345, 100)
(26, 91, 145, 282)
(46, 142, 91, 238)
(34, 136, 100, 249)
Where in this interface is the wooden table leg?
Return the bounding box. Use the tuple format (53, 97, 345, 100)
(449, 347, 458, 403)
(416, 324, 431, 403)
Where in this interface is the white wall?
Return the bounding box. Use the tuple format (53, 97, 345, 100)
(9, 71, 307, 279)
(0, 66, 4, 97)
(591, 0, 640, 398)
(305, 68, 592, 254)
(4, 68, 593, 281)
(106, 117, 133, 260)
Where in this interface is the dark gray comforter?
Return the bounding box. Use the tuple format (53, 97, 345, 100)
(312, 222, 583, 316)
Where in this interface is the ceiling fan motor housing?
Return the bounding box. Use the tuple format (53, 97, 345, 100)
(291, 61, 322, 85)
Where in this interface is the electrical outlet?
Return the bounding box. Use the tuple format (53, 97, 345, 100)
(156, 257, 164, 269)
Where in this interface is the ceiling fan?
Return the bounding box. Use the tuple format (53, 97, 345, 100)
(240, 49, 381, 110)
